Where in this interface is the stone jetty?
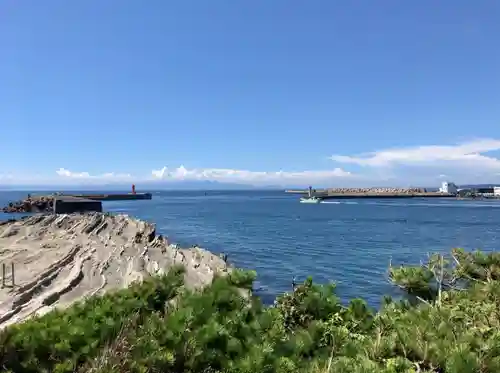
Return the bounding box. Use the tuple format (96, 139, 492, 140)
(0, 213, 229, 328)
(322, 187, 426, 194)
(1, 195, 54, 213)
(286, 187, 429, 195)
(285, 186, 450, 199)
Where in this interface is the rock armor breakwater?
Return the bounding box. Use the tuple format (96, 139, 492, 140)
(323, 187, 426, 194)
(0, 213, 230, 329)
(1, 195, 54, 213)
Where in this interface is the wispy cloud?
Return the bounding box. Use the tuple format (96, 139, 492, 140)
(330, 139, 500, 170)
(56, 168, 132, 180)
(4, 139, 500, 187)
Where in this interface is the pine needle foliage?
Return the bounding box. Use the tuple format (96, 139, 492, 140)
(1, 249, 500, 372)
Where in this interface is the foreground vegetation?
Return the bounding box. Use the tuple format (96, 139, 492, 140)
(1, 248, 500, 373)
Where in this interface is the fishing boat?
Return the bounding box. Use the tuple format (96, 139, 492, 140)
(299, 196, 322, 204)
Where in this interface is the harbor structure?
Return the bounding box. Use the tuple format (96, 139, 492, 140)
(2, 185, 152, 214)
(495, 187, 500, 196)
(438, 181, 458, 194)
(54, 186, 151, 213)
(53, 196, 103, 214)
(287, 186, 455, 200)
(289, 181, 500, 201)
(457, 185, 500, 199)
(61, 192, 152, 201)
(59, 184, 152, 201)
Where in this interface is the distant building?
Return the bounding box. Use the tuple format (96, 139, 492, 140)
(439, 181, 458, 194)
(476, 187, 495, 194)
(457, 185, 499, 198)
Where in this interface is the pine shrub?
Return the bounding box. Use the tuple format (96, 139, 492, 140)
(1, 249, 499, 372)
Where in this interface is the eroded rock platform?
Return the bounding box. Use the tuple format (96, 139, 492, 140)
(0, 213, 229, 328)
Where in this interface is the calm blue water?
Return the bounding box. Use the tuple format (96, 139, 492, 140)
(2, 190, 500, 306)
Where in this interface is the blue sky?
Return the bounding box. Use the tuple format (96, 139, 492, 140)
(1, 1, 500, 187)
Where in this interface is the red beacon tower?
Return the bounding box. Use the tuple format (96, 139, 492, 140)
(132, 184, 136, 194)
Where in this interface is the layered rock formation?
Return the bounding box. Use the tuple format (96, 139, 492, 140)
(0, 213, 229, 329)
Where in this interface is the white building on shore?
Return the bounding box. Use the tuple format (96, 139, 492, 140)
(439, 181, 458, 194)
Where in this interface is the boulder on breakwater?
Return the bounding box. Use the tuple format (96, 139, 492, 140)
(0, 212, 230, 328)
(1, 195, 54, 213)
(324, 187, 426, 194)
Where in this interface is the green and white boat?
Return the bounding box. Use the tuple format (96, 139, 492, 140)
(299, 196, 322, 204)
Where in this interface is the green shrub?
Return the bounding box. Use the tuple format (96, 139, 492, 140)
(0, 265, 185, 373)
(2, 249, 500, 373)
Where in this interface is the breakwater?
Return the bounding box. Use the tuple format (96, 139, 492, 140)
(1, 195, 53, 213)
(53, 196, 103, 213)
(286, 187, 455, 199)
(319, 192, 452, 199)
(64, 192, 152, 201)
(1, 192, 153, 213)
(286, 187, 427, 194)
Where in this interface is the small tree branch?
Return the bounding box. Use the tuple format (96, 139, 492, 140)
(416, 295, 431, 306)
(437, 254, 444, 306)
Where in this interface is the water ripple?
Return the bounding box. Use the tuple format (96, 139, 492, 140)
(3, 190, 500, 306)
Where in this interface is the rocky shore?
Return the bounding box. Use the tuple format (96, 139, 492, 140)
(0, 212, 229, 328)
(1, 195, 54, 213)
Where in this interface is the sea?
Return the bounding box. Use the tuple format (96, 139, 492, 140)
(2, 190, 500, 307)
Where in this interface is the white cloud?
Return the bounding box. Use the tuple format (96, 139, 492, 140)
(151, 165, 352, 184)
(0, 167, 352, 187)
(50, 166, 355, 186)
(4, 139, 500, 187)
(56, 168, 132, 180)
(330, 139, 500, 170)
(56, 168, 91, 178)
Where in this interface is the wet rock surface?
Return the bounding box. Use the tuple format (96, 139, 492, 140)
(1, 195, 54, 213)
(0, 212, 230, 328)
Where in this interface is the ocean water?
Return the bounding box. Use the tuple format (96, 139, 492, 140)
(2, 190, 500, 306)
